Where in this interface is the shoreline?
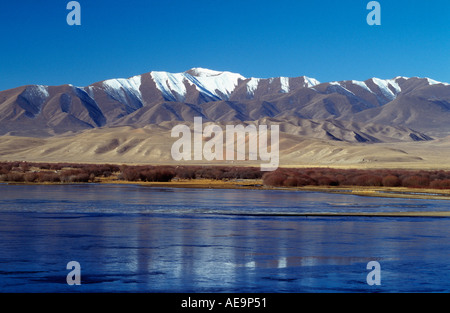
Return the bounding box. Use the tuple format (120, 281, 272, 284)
(103, 179, 450, 200)
(7, 178, 450, 200)
(220, 211, 450, 218)
(3, 179, 450, 217)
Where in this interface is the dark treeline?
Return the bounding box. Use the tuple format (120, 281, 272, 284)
(0, 162, 263, 183)
(0, 162, 121, 183)
(1, 161, 450, 189)
(262, 167, 450, 189)
(118, 165, 263, 182)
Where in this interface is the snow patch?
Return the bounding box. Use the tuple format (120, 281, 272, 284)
(386, 79, 401, 94)
(18, 85, 50, 117)
(426, 77, 449, 86)
(188, 67, 223, 77)
(148, 68, 322, 101)
(150, 69, 245, 101)
(371, 78, 398, 101)
(103, 78, 142, 102)
(185, 71, 245, 99)
(129, 75, 142, 92)
(303, 77, 320, 87)
(151, 71, 188, 102)
(246, 77, 260, 96)
(351, 80, 372, 93)
(102, 77, 143, 111)
(280, 77, 290, 93)
(328, 82, 356, 96)
(86, 86, 95, 98)
(36, 85, 49, 98)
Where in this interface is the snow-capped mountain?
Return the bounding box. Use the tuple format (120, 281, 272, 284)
(95, 67, 322, 105)
(0, 68, 449, 138)
(91, 68, 448, 110)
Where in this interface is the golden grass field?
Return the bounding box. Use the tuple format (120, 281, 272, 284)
(1, 125, 450, 170)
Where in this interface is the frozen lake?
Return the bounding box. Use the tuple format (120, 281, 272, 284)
(1, 184, 450, 292)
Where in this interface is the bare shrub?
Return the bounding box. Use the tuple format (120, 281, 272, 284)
(382, 175, 401, 187)
(430, 179, 450, 189)
(24, 172, 38, 183)
(175, 167, 196, 180)
(352, 174, 382, 187)
(262, 171, 286, 187)
(6, 172, 25, 182)
(316, 176, 339, 186)
(402, 175, 430, 188)
(121, 166, 140, 181)
(140, 168, 175, 182)
(37, 172, 60, 183)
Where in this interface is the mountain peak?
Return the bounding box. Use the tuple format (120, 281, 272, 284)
(185, 68, 227, 77)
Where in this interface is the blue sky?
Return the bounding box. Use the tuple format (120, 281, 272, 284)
(0, 0, 448, 90)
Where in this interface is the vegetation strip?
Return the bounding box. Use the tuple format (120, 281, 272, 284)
(2, 162, 450, 201)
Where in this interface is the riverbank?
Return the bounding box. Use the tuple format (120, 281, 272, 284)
(99, 178, 450, 201)
(3, 178, 450, 217)
(5, 176, 450, 201)
(107, 179, 450, 217)
(2, 162, 450, 201)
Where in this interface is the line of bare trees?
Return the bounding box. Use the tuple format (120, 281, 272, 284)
(261, 168, 450, 189)
(1, 162, 450, 189)
(119, 165, 263, 182)
(0, 162, 263, 183)
(0, 162, 120, 183)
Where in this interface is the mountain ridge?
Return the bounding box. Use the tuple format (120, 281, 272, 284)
(0, 68, 449, 139)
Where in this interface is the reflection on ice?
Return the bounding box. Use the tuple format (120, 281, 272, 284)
(233, 256, 388, 269)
